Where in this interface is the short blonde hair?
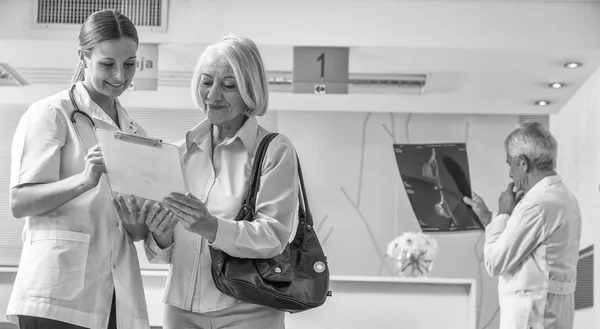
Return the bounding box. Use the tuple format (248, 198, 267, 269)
(190, 36, 269, 116)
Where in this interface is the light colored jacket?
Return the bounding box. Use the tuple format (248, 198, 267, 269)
(485, 175, 581, 329)
(145, 116, 299, 313)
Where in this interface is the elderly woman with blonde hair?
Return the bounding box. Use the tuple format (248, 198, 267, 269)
(464, 121, 581, 329)
(144, 35, 299, 329)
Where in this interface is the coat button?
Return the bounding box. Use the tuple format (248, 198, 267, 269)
(274, 267, 282, 274)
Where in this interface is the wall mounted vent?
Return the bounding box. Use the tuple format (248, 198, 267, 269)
(267, 71, 427, 95)
(34, 0, 169, 32)
(519, 115, 550, 128)
(349, 73, 427, 95)
(575, 245, 593, 310)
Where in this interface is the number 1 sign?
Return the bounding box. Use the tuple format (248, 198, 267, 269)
(292, 47, 349, 94)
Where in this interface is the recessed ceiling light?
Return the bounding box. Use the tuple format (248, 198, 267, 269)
(564, 62, 581, 68)
(535, 100, 550, 106)
(549, 83, 564, 89)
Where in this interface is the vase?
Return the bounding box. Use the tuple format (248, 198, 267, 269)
(393, 249, 434, 278)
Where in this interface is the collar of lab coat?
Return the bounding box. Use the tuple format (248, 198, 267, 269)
(74, 82, 138, 134)
(526, 174, 562, 197)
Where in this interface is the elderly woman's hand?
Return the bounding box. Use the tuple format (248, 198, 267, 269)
(113, 194, 150, 242)
(163, 193, 218, 243)
(145, 202, 178, 249)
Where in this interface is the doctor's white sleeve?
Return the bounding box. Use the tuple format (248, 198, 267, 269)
(484, 202, 545, 277)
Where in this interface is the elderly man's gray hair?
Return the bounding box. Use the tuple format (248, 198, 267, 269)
(504, 121, 558, 171)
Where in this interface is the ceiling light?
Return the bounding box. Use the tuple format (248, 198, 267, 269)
(0, 63, 28, 86)
(564, 62, 581, 69)
(535, 100, 550, 106)
(549, 83, 564, 89)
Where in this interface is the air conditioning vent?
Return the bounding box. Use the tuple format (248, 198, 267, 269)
(267, 71, 427, 95)
(34, 0, 169, 32)
(519, 115, 550, 128)
(349, 73, 427, 95)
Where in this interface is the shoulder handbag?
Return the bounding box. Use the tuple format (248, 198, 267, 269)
(209, 133, 331, 313)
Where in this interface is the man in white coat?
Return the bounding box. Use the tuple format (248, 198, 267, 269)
(464, 121, 581, 329)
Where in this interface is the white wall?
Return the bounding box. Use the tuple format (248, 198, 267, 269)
(550, 67, 600, 329)
(276, 111, 517, 329)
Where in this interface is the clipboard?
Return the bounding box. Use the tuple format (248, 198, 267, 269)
(96, 128, 189, 203)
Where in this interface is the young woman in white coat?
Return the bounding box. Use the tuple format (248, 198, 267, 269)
(7, 9, 152, 329)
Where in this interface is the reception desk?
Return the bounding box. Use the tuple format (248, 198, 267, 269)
(0, 268, 475, 329)
(285, 275, 476, 329)
(143, 272, 476, 329)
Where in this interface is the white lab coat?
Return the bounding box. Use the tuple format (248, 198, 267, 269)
(485, 175, 581, 329)
(7, 82, 150, 329)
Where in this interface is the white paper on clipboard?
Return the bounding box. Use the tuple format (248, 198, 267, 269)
(96, 128, 188, 202)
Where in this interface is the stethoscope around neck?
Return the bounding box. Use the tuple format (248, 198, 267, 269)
(68, 83, 98, 149)
(68, 83, 119, 196)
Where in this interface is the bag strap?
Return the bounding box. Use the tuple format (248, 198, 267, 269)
(243, 133, 279, 210)
(243, 133, 314, 227)
(296, 159, 313, 226)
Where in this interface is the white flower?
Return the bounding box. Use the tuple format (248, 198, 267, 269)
(387, 231, 418, 259)
(387, 232, 439, 261)
(387, 232, 439, 277)
(417, 233, 439, 260)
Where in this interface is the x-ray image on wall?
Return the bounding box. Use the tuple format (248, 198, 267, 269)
(393, 143, 483, 232)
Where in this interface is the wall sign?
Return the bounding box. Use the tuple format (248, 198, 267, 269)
(292, 46, 349, 94)
(129, 43, 159, 91)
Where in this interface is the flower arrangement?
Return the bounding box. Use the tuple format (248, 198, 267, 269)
(386, 231, 439, 277)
